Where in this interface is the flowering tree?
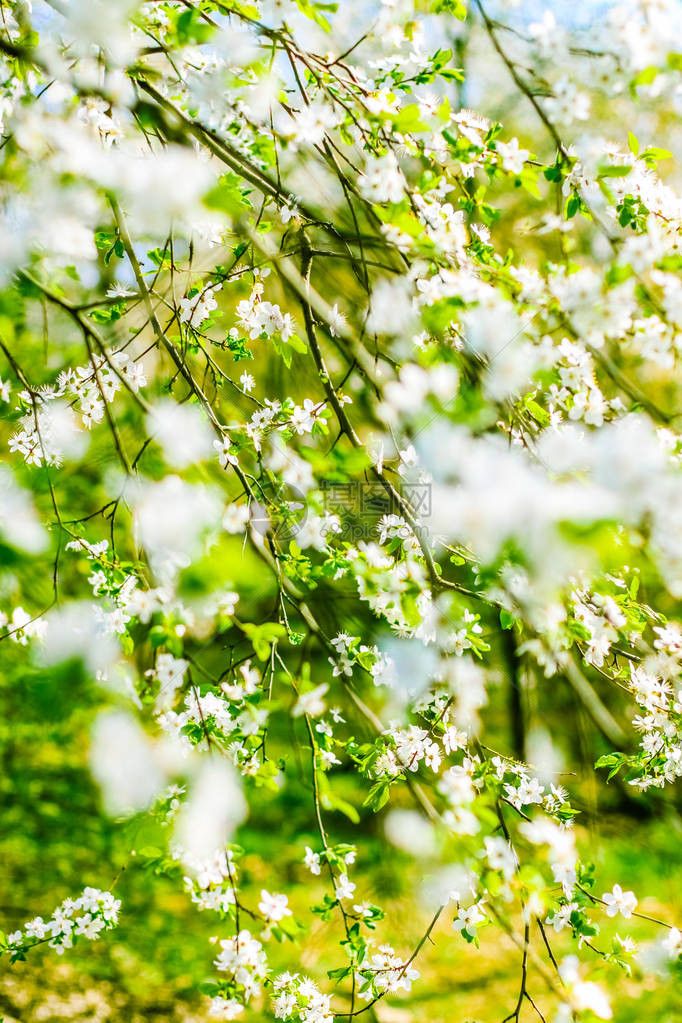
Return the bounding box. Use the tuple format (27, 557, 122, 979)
(3, 0, 682, 1020)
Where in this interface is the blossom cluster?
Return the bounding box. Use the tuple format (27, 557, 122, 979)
(2, 888, 120, 961)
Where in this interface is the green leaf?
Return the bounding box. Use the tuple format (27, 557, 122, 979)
(519, 166, 541, 199)
(277, 914, 300, 937)
(323, 789, 361, 823)
(595, 752, 627, 781)
(433, 0, 467, 18)
(204, 173, 252, 216)
(605, 264, 633, 286)
(147, 247, 170, 267)
(628, 131, 639, 156)
(641, 146, 672, 162)
(242, 622, 287, 660)
(328, 966, 353, 981)
(288, 333, 308, 355)
(149, 625, 168, 649)
(524, 396, 550, 425)
(95, 230, 116, 250)
(598, 165, 632, 178)
(393, 104, 429, 134)
(138, 846, 163, 859)
(544, 164, 562, 183)
(176, 7, 212, 44)
(499, 609, 515, 631)
(293, 0, 335, 31)
(632, 66, 658, 87)
(271, 336, 292, 368)
(566, 194, 580, 219)
(363, 781, 390, 812)
(439, 67, 464, 82)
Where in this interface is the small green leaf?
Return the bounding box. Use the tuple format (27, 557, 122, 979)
(641, 146, 672, 162)
(499, 609, 515, 631)
(598, 165, 632, 178)
(138, 846, 163, 859)
(323, 789, 360, 823)
(433, 0, 466, 18)
(566, 194, 580, 219)
(632, 66, 658, 87)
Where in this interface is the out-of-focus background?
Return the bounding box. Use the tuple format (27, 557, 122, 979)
(4, 650, 682, 1023)
(4, 1, 682, 1020)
